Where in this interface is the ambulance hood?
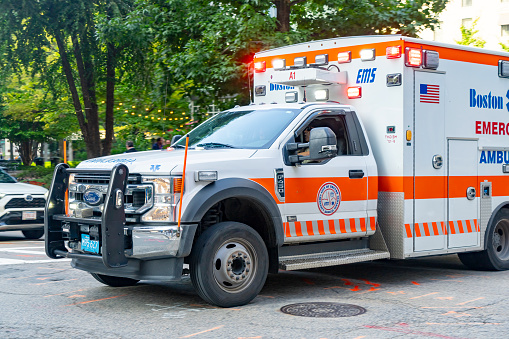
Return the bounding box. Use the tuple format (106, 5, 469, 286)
(78, 149, 258, 175)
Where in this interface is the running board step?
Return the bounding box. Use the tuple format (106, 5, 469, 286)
(279, 249, 390, 271)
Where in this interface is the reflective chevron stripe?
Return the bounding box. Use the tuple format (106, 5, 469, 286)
(284, 216, 376, 238)
(404, 219, 479, 238)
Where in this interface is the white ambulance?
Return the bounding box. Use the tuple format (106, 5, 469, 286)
(45, 35, 509, 308)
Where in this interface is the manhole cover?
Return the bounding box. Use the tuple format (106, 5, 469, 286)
(280, 302, 366, 318)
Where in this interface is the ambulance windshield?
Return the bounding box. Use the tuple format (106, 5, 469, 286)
(173, 108, 301, 149)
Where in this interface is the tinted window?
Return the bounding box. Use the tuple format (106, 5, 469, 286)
(0, 168, 16, 183)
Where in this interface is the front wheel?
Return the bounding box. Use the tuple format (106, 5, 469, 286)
(189, 221, 268, 307)
(22, 230, 44, 239)
(458, 209, 509, 270)
(90, 273, 139, 287)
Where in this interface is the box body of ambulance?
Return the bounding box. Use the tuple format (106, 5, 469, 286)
(253, 35, 509, 259)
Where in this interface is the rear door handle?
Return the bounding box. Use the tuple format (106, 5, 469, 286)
(349, 170, 364, 179)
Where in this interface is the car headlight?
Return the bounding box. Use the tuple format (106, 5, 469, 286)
(141, 177, 181, 222)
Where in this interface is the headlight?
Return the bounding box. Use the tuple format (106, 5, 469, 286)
(44, 191, 49, 199)
(0, 193, 5, 199)
(141, 177, 180, 222)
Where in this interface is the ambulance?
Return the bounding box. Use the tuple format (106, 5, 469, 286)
(45, 35, 509, 308)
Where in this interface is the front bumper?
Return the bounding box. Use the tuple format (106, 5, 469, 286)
(0, 210, 44, 231)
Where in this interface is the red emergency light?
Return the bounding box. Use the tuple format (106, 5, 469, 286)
(347, 86, 362, 99)
(337, 51, 351, 63)
(254, 61, 266, 72)
(386, 46, 402, 59)
(405, 48, 422, 67)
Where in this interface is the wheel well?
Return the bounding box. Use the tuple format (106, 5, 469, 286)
(190, 197, 279, 273)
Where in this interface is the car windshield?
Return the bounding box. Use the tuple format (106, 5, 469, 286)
(0, 168, 16, 183)
(173, 108, 302, 149)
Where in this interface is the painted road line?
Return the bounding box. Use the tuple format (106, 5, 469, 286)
(0, 258, 70, 265)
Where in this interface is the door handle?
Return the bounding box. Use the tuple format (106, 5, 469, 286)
(349, 170, 364, 179)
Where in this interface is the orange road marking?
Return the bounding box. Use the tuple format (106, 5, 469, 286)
(68, 295, 86, 298)
(341, 278, 352, 285)
(64, 294, 127, 306)
(409, 292, 439, 299)
(441, 311, 471, 317)
(303, 278, 315, 285)
(324, 286, 347, 290)
(456, 297, 484, 305)
(422, 306, 485, 309)
(7, 275, 44, 280)
(353, 337, 366, 339)
(387, 291, 406, 295)
(350, 285, 361, 292)
(411, 281, 420, 285)
(361, 279, 380, 287)
(45, 289, 89, 297)
(436, 297, 454, 300)
(32, 278, 78, 286)
(179, 326, 224, 338)
(37, 277, 52, 280)
(427, 322, 500, 325)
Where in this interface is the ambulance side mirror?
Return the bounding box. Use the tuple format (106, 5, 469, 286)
(308, 127, 337, 160)
(171, 135, 182, 145)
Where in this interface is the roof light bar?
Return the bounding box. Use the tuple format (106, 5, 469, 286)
(386, 46, 402, 59)
(272, 59, 286, 70)
(360, 49, 376, 61)
(405, 48, 422, 67)
(254, 61, 266, 72)
(347, 86, 362, 99)
(337, 51, 351, 63)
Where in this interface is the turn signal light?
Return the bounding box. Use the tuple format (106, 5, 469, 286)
(347, 86, 362, 99)
(405, 48, 422, 67)
(254, 61, 266, 72)
(173, 178, 183, 193)
(386, 46, 402, 59)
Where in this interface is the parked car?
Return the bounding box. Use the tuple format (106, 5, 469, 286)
(0, 167, 48, 239)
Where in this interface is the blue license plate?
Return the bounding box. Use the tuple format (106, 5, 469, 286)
(81, 234, 99, 254)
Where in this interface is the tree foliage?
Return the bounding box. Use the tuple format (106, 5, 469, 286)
(456, 18, 486, 48)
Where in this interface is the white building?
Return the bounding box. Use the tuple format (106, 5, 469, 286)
(420, 0, 509, 51)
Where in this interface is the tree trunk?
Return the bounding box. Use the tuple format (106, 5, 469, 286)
(102, 42, 116, 156)
(72, 33, 102, 158)
(53, 29, 95, 157)
(274, 0, 291, 32)
(17, 140, 39, 166)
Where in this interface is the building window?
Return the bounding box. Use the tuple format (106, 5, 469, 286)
(502, 25, 509, 36)
(462, 0, 472, 6)
(462, 18, 473, 27)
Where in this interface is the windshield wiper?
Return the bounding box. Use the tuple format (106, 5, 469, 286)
(196, 142, 236, 149)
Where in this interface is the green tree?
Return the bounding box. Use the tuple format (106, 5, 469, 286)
(456, 18, 486, 48)
(0, 0, 149, 158)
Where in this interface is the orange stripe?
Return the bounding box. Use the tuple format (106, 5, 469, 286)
(449, 176, 479, 199)
(329, 219, 337, 234)
(317, 220, 325, 235)
(457, 220, 465, 234)
(370, 217, 376, 231)
(466, 220, 473, 233)
(368, 176, 378, 200)
(442, 221, 447, 235)
(423, 222, 431, 237)
(474, 219, 480, 232)
(306, 220, 314, 236)
(415, 223, 422, 237)
(285, 177, 366, 204)
(349, 218, 357, 233)
(295, 221, 303, 237)
(432, 222, 439, 236)
(449, 221, 456, 235)
(249, 178, 281, 204)
(360, 218, 366, 232)
(405, 224, 412, 238)
(339, 219, 346, 233)
(284, 222, 291, 237)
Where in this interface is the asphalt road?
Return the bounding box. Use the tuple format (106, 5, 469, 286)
(1, 231, 508, 339)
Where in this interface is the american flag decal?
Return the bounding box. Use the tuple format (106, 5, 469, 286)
(420, 84, 440, 104)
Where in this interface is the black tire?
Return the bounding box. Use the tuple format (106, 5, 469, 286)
(458, 209, 509, 270)
(189, 221, 268, 308)
(22, 230, 44, 239)
(90, 273, 139, 287)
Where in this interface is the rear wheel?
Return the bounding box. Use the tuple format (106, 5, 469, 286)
(22, 230, 44, 239)
(189, 221, 268, 307)
(90, 273, 139, 287)
(458, 209, 509, 270)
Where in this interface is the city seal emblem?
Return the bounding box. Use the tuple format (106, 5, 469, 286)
(317, 182, 341, 216)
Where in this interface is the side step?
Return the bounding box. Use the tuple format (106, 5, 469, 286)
(279, 248, 390, 271)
